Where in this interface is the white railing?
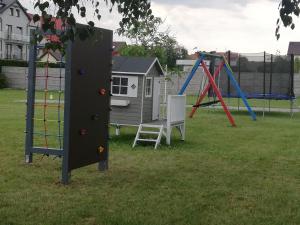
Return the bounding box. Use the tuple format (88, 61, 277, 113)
(0, 31, 30, 42)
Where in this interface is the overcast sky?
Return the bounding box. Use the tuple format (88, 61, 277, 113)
(20, 0, 300, 55)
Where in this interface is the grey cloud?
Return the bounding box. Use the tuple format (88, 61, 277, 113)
(151, 0, 277, 9)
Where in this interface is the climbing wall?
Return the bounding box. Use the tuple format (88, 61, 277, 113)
(66, 27, 112, 171)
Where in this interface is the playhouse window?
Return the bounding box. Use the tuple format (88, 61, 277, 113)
(112, 76, 128, 96)
(145, 77, 152, 97)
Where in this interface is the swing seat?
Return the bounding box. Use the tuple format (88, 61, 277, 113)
(193, 100, 220, 108)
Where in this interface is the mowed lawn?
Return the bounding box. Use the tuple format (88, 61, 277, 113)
(1, 89, 300, 225)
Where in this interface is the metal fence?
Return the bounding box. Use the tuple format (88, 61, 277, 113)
(215, 51, 295, 100)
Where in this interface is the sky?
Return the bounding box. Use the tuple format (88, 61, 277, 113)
(20, 0, 300, 55)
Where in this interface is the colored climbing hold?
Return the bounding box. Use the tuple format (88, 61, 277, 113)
(78, 69, 86, 76)
(79, 129, 88, 136)
(98, 146, 105, 153)
(99, 89, 106, 96)
(92, 114, 100, 121)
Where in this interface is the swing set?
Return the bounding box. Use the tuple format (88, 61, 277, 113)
(179, 52, 257, 126)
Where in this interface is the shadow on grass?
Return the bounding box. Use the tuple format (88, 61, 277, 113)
(109, 132, 186, 151)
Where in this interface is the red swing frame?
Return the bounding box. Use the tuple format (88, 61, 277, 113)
(189, 60, 236, 127)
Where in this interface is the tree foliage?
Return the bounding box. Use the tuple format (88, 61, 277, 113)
(276, 0, 300, 39)
(117, 16, 163, 47)
(118, 15, 187, 69)
(32, 0, 153, 50)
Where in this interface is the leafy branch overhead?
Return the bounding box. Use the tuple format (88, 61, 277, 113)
(276, 0, 300, 39)
(32, 0, 153, 49)
(118, 15, 188, 70)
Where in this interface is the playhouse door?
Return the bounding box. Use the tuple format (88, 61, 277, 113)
(152, 77, 161, 120)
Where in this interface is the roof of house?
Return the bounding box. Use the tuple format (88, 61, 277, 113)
(113, 42, 127, 51)
(112, 56, 164, 76)
(28, 13, 64, 43)
(38, 50, 62, 61)
(112, 42, 127, 56)
(0, 0, 30, 20)
(287, 42, 300, 55)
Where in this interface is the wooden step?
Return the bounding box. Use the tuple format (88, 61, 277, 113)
(137, 138, 157, 142)
(140, 124, 164, 128)
(139, 131, 160, 135)
(132, 124, 164, 149)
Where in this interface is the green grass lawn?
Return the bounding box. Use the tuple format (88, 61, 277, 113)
(1, 89, 300, 225)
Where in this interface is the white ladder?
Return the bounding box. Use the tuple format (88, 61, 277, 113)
(132, 124, 164, 149)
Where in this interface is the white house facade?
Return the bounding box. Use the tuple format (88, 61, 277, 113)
(0, 0, 36, 61)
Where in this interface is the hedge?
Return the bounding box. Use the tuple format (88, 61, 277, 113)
(0, 59, 65, 68)
(0, 73, 7, 89)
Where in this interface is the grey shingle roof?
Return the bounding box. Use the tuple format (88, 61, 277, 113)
(0, 0, 29, 18)
(287, 42, 300, 55)
(0, 0, 15, 13)
(112, 56, 164, 75)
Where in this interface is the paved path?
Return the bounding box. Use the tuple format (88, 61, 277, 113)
(186, 105, 300, 113)
(16, 100, 300, 113)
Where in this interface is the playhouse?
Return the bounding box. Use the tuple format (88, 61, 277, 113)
(110, 56, 164, 126)
(110, 56, 186, 148)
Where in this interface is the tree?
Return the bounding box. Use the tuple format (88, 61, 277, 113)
(295, 57, 300, 73)
(276, 0, 300, 39)
(118, 15, 188, 69)
(32, 0, 153, 49)
(118, 45, 168, 66)
(117, 15, 164, 47)
(273, 56, 290, 73)
(119, 42, 187, 70)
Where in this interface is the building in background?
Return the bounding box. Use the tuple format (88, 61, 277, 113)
(113, 41, 127, 56)
(0, 0, 36, 61)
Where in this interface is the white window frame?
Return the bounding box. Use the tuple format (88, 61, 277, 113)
(111, 75, 129, 97)
(145, 77, 152, 98)
(10, 8, 14, 16)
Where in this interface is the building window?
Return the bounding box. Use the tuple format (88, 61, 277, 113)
(145, 77, 152, 97)
(112, 76, 128, 96)
(10, 8, 14, 16)
(16, 45, 23, 60)
(6, 25, 12, 39)
(16, 26, 22, 35)
(6, 44, 12, 59)
(16, 9, 20, 17)
(0, 40, 2, 58)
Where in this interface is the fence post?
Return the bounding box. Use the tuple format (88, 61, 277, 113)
(269, 54, 273, 112)
(263, 51, 266, 117)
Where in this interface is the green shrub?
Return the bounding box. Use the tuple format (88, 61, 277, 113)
(0, 73, 7, 89)
(0, 59, 28, 67)
(0, 59, 64, 68)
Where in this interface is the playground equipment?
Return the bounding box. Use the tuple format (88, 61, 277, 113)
(179, 52, 257, 126)
(25, 25, 112, 184)
(132, 95, 186, 149)
(110, 56, 164, 126)
(218, 51, 298, 116)
(109, 56, 186, 149)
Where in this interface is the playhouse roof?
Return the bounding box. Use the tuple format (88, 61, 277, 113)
(112, 56, 164, 76)
(288, 42, 300, 55)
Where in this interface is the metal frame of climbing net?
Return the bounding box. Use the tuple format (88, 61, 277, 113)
(24, 43, 71, 183)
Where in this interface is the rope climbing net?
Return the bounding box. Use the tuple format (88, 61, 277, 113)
(25, 49, 65, 152)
